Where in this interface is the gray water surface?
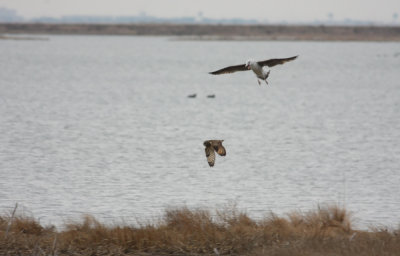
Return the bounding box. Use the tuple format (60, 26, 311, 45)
(0, 36, 400, 229)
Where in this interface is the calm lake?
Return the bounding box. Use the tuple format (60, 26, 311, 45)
(0, 35, 399, 229)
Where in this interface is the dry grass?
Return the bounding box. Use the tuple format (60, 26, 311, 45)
(1, 205, 399, 255)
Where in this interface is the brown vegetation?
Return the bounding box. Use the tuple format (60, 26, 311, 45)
(1, 23, 400, 41)
(1, 205, 399, 255)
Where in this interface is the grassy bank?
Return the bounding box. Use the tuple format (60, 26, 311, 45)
(1, 205, 399, 255)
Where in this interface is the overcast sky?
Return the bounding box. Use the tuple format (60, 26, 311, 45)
(1, 0, 399, 23)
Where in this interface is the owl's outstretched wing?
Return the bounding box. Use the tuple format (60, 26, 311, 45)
(216, 144, 226, 156)
(205, 146, 216, 167)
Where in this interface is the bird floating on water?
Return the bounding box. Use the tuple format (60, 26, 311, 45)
(187, 93, 197, 98)
(203, 140, 226, 167)
(207, 94, 215, 98)
(209, 56, 298, 86)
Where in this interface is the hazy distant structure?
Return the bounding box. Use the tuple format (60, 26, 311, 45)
(209, 56, 298, 85)
(393, 13, 399, 23)
(0, 7, 23, 22)
(203, 140, 226, 167)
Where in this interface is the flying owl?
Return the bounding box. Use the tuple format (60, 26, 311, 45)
(203, 140, 226, 167)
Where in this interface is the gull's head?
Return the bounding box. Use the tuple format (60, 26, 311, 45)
(245, 59, 254, 69)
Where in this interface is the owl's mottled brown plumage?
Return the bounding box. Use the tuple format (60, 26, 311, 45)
(203, 140, 226, 167)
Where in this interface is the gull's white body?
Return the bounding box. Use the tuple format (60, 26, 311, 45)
(246, 60, 271, 85)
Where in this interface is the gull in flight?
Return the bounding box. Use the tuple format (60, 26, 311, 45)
(209, 56, 298, 85)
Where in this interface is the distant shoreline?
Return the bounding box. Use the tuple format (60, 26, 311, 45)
(1, 23, 400, 41)
(0, 34, 48, 41)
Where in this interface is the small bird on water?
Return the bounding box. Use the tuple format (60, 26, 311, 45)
(209, 55, 298, 86)
(203, 140, 226, 167)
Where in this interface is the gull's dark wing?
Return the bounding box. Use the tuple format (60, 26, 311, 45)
(209, 64, 247, 75)
(257, 55, 298, 68)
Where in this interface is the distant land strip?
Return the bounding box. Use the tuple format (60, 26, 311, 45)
(1, 23, 400, 41)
